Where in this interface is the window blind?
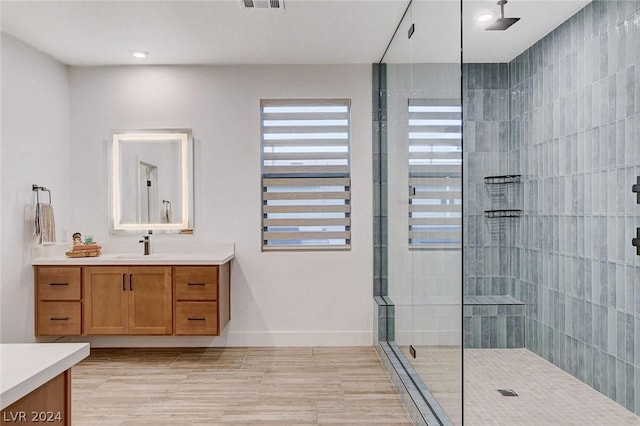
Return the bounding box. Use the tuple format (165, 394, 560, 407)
(261, 99, 351, 250)
(408, 98, 462, 248)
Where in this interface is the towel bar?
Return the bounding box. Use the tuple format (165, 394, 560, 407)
(32, 184, 52, 204)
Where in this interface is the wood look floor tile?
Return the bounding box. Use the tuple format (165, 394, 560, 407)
(220, 403, 317, 424)
(316, 400, 413, 425)
(72, 347, 410, 425)
(118, 401, 226, 425)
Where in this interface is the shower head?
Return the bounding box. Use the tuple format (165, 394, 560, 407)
(485, 0, 520, 31)
(486, 17, 520, 31)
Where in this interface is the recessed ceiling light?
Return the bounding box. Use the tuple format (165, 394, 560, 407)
(477, 13, 493, 23)
(130, 50, 148, 59)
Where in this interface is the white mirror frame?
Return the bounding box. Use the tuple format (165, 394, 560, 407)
(109, 129, 194, 233)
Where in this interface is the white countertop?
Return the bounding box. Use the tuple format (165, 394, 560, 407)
(32, 249, 235, 266)
(0, 343, 90, 409)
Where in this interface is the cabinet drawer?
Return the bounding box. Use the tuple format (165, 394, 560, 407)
(174, 267, 218, 300)
(37, 301, 81, 335)
(37, 267, 81, 300)
(175, 302, 218, 335)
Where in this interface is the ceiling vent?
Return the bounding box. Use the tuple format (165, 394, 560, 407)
(243, 0, 283, 9)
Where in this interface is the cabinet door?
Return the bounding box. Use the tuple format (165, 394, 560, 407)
(128, 267, 172, 335)
(84, 267, 128, 334)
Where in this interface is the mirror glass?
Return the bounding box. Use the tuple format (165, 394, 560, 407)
(110, 129, 193, 233)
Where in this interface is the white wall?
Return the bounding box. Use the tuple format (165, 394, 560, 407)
(1, 34, 71, 342)
(68, 65, 373, 347)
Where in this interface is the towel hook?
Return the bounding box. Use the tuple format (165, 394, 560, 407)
(32, 184, 52, 204)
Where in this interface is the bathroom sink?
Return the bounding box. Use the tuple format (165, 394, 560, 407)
(112, 254, 167, 260)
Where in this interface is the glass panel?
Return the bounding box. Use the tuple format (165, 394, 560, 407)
(459, 1, 631, 424)
(377, 0, 462, 424)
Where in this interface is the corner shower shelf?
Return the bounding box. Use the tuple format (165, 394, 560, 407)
(484, 174, 522, 220)
(484, 209, 522, 219)
(484, 174, 521, 185)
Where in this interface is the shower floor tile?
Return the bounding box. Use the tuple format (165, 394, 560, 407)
(406, 347, 640, 425)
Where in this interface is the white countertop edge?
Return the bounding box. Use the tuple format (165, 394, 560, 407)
(1, 343, 90, 409)
(32, 252, 235, 266)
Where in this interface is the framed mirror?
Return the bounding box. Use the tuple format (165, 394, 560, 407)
(110, 129, 193, 233)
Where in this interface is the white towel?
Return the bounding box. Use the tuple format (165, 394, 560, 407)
(35, 203, 56, 244)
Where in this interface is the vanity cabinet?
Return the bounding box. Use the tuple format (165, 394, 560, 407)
(34, 261, 231, 337)
(83, 266, 172, 335)
(174, 264, 230, 335)
(35, 267, 82, 336)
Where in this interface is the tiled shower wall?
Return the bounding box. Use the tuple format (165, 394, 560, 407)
(463, 63, 515, 298)
(512, 0, 640, 413)
(466, 0, 640, 414)
(463, 64, 525, 348)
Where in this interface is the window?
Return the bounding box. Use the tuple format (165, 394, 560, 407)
(408, 99, 462, 248)
(261, 99, 351, 250)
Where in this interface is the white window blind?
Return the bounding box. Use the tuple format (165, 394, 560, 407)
(261, 99, 351, 250)
(408, 98, 462, 248)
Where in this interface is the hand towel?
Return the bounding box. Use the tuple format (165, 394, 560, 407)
(35, 203, 56, 244)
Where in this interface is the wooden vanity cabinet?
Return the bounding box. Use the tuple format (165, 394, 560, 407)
(35, 262, 230, 337)
(83, 266, 172, 335)
(35, 266, 82, 335)
(174, 263, 230, 335)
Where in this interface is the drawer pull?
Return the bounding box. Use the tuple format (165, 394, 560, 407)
(50, 317, 69, 321)
(122, 274, 126, 291)
(49, 282, 69, 286)
(188, 317, 206, 321)
(187, 282, 206, 286)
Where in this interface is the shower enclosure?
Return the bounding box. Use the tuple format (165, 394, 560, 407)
(376, 0, 640, 424)
(373, 1, 463, 424)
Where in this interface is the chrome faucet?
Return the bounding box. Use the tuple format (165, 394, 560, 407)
(139, 232, 152, 255)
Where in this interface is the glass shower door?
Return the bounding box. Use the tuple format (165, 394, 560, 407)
(380, 0, 462, 423)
